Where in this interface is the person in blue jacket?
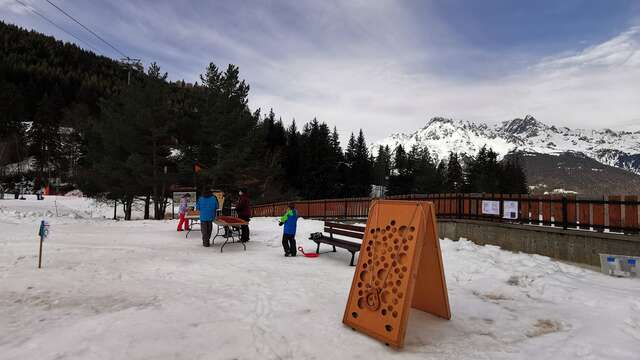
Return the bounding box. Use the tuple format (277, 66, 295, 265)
(279, 203, 298, 257)
(197, 189, 219, 247)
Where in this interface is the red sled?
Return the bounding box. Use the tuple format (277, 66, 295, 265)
(298, 247, 319, 258)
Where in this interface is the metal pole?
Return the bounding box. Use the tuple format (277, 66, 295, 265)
(38, 236, 43, 269)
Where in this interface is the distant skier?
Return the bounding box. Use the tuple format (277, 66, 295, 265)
(235, 188, 251, 242)
(177, 193, 191, 232)
(197, 189, 219, 247)
(278, 203, 298, 257)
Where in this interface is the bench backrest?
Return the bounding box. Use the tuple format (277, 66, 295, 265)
(325, 222, 365, 240)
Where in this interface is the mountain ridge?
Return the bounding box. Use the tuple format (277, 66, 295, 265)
(374, 115, 640, 194)
(375, 115, 640, 174)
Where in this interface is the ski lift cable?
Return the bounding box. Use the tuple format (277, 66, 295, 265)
(13, 0, 101, 54)
(44, 0, 130, 59)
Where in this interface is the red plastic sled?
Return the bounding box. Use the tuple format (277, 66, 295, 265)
(298, 247, 319, 258)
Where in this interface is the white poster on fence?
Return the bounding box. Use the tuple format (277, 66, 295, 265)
(481, 200, 500, 215)
(503, 200, 518, 219)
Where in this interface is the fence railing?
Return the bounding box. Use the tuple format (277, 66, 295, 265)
(251, 193, 640, 235)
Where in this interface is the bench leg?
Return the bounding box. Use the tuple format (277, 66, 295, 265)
(349, 251, 356, 266)
(332, 245, 336, 252)
(316, 242, 320, 254)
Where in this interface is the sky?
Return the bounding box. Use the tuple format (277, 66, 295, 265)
(2, 0, 640, 141)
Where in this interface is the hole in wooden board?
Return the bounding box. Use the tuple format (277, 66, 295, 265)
(380, 290, 390, 303)
(352, 312, 359, 318)
(385, 324, 393, 332)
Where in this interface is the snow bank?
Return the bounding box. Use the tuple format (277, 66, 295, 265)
(0, 201, 639, 359)
(0, 196, 148, 225)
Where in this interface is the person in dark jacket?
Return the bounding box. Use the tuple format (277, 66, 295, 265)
(197, 189, 219, 247)
(279, 203, 298, 257)
(236, 189, 251, 242)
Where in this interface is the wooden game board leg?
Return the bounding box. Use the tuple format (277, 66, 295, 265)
(411, 208, 451, 320)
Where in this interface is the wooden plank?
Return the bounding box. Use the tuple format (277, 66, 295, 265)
(541, 196, 552, 225)
(463, 196, 470, 218)
(471, 198, 478, 218)
(530, 197, 540, 225)
(520, 195, 530, 223)
(314, 237, 361, 251)
(552, 195, 563, 227)
(592, 197, 605, 232)
(444, 195, 449, 215)
(578, 199, 591, 230)
(608, 195, 622, 233)
(566, 195, 577, 228)
(624, 195, 639, 234)
(325, 222, 366, 233)
(325, 227, 365, 239)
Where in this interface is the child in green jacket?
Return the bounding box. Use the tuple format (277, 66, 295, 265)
(279, 203, 299, 257)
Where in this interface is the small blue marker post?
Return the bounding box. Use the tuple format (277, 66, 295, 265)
(37, 220, 49, 269)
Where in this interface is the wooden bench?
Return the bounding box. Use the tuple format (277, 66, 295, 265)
(310, 222, 365, 266)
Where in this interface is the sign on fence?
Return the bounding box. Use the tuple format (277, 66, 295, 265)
(503, 201, 518, 219)
(482, 200, 500, 215)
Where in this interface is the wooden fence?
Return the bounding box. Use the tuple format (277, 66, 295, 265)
(251, 194, 640, 235)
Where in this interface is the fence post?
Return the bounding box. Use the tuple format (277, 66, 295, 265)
(324, 200, 327, 220)
(272, 204, 276, 217)
(562, 196, 568, 230)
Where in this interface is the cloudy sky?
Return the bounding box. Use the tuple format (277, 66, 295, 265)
(2, 0, 640, 141)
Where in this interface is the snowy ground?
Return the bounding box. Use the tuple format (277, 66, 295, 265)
(1, 196, 639, 359)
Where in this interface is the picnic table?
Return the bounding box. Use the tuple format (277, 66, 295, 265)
(185, 211, 201, 239)
(212, 216, 248, 252)
(185, 209, 226, 238)
(184, 212, 246, 252)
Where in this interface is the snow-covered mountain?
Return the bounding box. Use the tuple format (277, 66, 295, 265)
(375, 115, 640, 175)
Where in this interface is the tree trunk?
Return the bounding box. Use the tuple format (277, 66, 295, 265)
(113, 199, 117, 220)
(144, 194, 151, 220)
(152, 139, 159, 219)
(124, 196, 133, 220)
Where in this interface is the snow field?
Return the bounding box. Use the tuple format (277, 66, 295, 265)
(1, 196, 639, 359)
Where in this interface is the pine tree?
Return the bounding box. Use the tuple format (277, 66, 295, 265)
(500, 154, 528, 194)
(299, 119, 340, 199)
(28, 91, 63, 184)
(446, 152, 464, 192)
(436, 161, 447, 192)
(465, 146, 501, 193)
(352, 130, 372, 196)
(283, 120, 302, 189)
(388, 145, 413, 195)
(373, 145, 391, 188)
